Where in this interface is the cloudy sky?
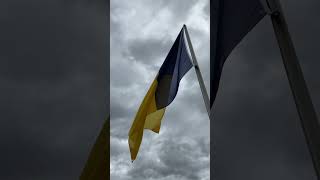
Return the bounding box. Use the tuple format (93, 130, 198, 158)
(111, 0, 320, 180)
(110, 0, 210, 180)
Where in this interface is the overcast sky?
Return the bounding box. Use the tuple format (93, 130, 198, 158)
(111, 0, 320, 180)
(111, 0, 210, 180)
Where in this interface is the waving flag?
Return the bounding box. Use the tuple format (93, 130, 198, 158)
(128, 26, 193, 161)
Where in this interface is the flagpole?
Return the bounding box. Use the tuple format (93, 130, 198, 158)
(183, 25, 211, 117)
(267, 0, 320, 178)
(184, 25, 216, 180)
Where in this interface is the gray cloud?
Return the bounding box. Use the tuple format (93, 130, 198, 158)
(127, 38, 172, 65)
(128, 137, 209, 180)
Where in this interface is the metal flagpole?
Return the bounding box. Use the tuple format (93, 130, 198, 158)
(183, 25, 211, 117)
(183, 24, 215, 179)
(266, 0, 320, 178)
(183, 24, 217, 180)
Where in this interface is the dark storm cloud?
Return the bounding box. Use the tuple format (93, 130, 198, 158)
(0, 0, 108, 179)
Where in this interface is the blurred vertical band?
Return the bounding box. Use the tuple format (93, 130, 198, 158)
(80, 116, 110, 180)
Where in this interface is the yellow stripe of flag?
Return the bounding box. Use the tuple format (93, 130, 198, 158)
(128, 78, 165, 161)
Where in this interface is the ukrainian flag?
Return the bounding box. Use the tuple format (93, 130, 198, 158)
(128, 25, 193, 161)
